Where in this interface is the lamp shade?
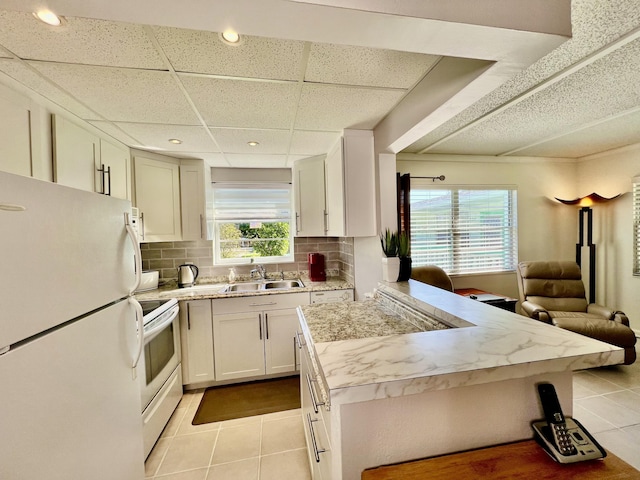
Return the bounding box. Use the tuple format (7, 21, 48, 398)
(555, 193, 621, 207)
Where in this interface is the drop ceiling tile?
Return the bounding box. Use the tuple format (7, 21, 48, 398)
(512, 109, 640, 158)
(210, 128, 290, 154)
(428, 37, 640, 156)
(225, 153, 288, 168)
(152, 27, 305, 80)
(0, 11, 164, 69)
(289, 130, 340, 155)
(0, 59, 100, 119)
(295, 83, 405, 130)
(412, 0, 640, 151)
(112, 123, 220, 152)
(29, 62, 200, 124)
(88, 121, 142, 146)
(180, 75, 298, 129)
(306, 43, 439, 88)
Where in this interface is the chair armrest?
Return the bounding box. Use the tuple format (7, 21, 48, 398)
(587, 303, 614, 319)
(521, 301, 551, 323)
(586, 304, 630, 326)
(613, 311, 630, 326)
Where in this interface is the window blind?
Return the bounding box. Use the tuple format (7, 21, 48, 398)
(410, 183, 518, 275)
(212, 183, 291, 222)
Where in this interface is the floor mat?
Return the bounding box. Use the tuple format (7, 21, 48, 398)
(192, 375, 301, 425)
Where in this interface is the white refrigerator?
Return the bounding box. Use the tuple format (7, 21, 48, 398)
(0, 171, 145, 480)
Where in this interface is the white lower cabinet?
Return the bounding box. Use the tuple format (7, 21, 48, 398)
(180, 299, 215, 386)
(300, 334, 332, 479)
(212, 292, 308, 382)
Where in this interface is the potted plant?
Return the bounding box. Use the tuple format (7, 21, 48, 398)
(380, 229, 400, 282)
(397, 230, 412, 281)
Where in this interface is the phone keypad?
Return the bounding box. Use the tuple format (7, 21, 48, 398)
(552, 423, 577, 455)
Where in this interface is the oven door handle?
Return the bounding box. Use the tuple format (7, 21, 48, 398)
(130, 296, 144, 369)
(143, 306, 179, 345)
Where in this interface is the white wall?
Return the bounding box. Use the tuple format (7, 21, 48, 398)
(576, 144, 640, 331)
(396, 153, 578, 299)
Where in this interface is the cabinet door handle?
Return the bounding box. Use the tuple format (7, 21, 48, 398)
(105, 165, 111, 196)
(295, 212, 300, 234)
(295, 331, 306, 348)
(259, 313, 263, 340)
(306, 413, 326, 463)
(306, 373, 325, 414)
(139, 212, 145, 241)
(187, 303, 191, 330)
(199, 214, 204, 239)
(323, 210, 328, 233)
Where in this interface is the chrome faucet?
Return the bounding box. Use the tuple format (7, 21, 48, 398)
(250, 264, 267, 280)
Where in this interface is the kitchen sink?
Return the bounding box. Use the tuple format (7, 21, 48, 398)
(221, 279, 304, 293)
(223, 282, 263, 292)
(263, 280, 304, 290)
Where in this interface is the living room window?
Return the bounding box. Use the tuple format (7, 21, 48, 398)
(409, 182, 518, 275)
(212, 183, 294, 265)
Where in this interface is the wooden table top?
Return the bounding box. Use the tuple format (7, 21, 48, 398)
(362, 440, 640, 480)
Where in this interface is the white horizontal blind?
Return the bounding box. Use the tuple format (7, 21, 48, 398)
(633, 177, 640, 275)
(213, 184, 291, 221)
(212, 183, 293, 264)
(410, 183, 518, 275)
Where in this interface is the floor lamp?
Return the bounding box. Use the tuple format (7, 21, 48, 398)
(555, 193, 620, 303)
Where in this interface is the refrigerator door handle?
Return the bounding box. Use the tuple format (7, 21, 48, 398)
(125, 212, 142, 294)
(130, 296, 144, 370)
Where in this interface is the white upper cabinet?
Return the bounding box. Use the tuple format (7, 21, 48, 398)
(324, 139, 345, 236)
(180, 160, 212, 241)
(99, 139, 131, 201)
(53, 115, 99, 193)
(294, 130, 376, 238)
(52, 114, 131, 200)
(293, 155, 327, 237)
(340, 129, 376, 237)
(0, 87, 34, 178)
(133, 155, 182, 242)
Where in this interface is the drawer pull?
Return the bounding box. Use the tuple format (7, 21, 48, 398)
(306, 373, 325, 414)
(306, 413, 326, 463)
(295, 331, 306, 348)
(249, 302, 277, 307)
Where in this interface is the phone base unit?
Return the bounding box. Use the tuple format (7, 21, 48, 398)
(533, 382, 607, 464)
(532, 417, 606, 463)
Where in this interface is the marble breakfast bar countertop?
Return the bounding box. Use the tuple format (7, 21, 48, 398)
(298, 280, 624, 407)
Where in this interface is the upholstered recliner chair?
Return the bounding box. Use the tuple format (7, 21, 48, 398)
(516, 260, 636, 365)
(411, 265, 454, 292)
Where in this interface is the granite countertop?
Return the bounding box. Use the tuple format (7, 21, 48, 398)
(301, 301, 425, 343)
(135, 275, 353, 302)
(298, 280, 625, 407)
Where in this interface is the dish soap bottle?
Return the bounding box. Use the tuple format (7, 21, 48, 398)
(228, 267, 237, 284)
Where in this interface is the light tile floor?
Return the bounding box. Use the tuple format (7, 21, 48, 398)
(572, 360, 640, 471)
(144, 390, 311, 480)
(146, 361, 640, 479)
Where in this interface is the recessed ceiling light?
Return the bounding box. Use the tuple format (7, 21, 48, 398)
(220, 30, 242, 45)
(32, 10, 64, 27)
(168, 138, 182, 144)
(248, 141, 259, 147)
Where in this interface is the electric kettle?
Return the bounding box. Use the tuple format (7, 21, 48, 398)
(177, 263, 199, 288)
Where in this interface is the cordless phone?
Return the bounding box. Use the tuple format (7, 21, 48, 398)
(531, 383, 606, 464)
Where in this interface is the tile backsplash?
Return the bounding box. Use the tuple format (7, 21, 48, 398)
(141, 237, 354, 284)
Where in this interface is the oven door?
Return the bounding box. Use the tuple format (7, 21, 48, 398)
(138, 303, 181, 412)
